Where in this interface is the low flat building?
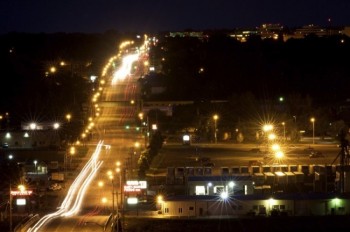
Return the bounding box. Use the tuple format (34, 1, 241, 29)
(159, 193, 350, 217)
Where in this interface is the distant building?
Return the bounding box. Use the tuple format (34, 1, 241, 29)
(258, 23, 283, 40)
(229, 28, 259, 42)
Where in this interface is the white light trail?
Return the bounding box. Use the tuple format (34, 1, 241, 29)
(112, 53, 139, 84)
(28, 141, 105, 232)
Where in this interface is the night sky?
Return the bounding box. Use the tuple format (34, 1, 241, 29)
(1, 0, 350, 33)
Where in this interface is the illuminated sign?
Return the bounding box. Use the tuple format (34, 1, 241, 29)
(124, 181, 147, 192)
(127, 197, 138, 205)
(11, 190, 33, 196)
(16, 198, 26, 206)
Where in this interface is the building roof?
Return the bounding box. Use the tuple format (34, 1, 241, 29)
(164, 192, 350, 202)
(187, 175, 252, 182)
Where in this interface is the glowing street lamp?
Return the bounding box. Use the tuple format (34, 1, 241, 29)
(310, 117, 315, 145)
(34, 160, 38, 174)
(66, 114, 72, 123)
(263, 124, 273, 133)
(207, 182, 212, 195)
(281, 122, 285, 141)
(29, 123, 37, 130)
(53, 122, 60, 130)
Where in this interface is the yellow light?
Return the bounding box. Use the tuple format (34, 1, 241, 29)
(98, 181, 104, 187)
(157, 195, 163, 204)
(116, 161, 121, 167)
(101, 197, 107, 204)
(268, 133, 276, 140)
(18, 185, 26, 192)
(66, 114, 71, 121)
(271, 144, 280, 151)
(275, 151, 284, 159)
(50, 66, 56, 73)
(70, 146, 76, 155)
(310, 117, 315, 123)
(263, 124, 273, 132)
(213, 114, 219, 121)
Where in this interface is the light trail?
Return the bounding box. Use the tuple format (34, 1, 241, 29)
(28, 141, 105, 232)
(112, 53, 139, 84)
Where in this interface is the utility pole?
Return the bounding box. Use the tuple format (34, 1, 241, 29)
(9, 182, 12, 232)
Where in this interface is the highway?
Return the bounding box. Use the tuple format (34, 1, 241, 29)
(27, 38, 149, 231)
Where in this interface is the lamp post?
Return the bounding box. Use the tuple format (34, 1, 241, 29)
(66, 114, 71, 123)
(115, 162, 123, 232)
(9, 182, 12, 232)
(34, 160, 38, 175)
(310, 117, 315, 145)
(213, 114, 219, 144)
(262, 124, 274, 153)
(107, 172, 115, 217)
(281, 122, 286, 141)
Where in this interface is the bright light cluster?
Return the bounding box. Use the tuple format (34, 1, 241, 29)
(111, 53, 139, 84)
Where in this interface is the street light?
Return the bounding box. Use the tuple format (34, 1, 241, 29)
(34, 160, 38, 175)
(310, 117, 315, 145)
(281, 122, 285, 141)
(107, 172, 115, 216)
(66, 114, 72, 123)
(213, 114, 219, 144)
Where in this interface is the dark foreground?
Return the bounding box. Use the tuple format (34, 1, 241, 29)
(125, 216, 350, 232)
(2, 215, 350, 232)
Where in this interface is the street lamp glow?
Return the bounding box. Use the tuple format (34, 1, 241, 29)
(271, 144, 280, 151)
(66, 114, 71, 122)
(18, 185, 26, 192)
(101, 197, 107, 204)
(157, 195, 164, 204)
(213, 114, 219, 144)
(50, 66, 56, 73)
(53, 123, 60, 129)
(30, 123, 37, 130)
(263, 124, 273, 132)
(268, 133, 276, 140)
(275, 151, 284, 159)
(220, 191, 228, 200)
(98, 181, 104, 187)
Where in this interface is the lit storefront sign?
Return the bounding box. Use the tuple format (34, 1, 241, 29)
(11, 190, 33, 196)
(127, 197, 138, 205)
(124, 181, 147, 192)
(16, 198, 26, 206)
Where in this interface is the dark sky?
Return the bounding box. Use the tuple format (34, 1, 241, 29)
(1, 0, 350, 33)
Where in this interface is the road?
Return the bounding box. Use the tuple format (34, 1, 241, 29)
(28, 39, 149, 231)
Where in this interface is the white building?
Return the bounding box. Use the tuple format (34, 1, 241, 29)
(159, 193, 350, 217)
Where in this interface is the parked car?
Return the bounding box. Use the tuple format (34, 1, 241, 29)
(309, 151, 324, 158)
(203, 162, 215, 167)
(48, 183, 62, 191)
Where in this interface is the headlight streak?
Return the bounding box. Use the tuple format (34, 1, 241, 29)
(112, 53, 139, 85)
(28, 141, 105, 232)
